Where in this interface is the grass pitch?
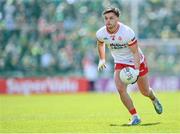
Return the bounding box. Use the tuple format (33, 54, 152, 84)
(0, 92, 180, 133)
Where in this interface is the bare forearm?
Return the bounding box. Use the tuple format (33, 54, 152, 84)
(97, 42, 105, 60)
(129, 43, 140, 70)
(133, 52, 140, 70)
(97, 41, 106, 71)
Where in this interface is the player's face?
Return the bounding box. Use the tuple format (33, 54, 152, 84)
(104, 12, 118, 30)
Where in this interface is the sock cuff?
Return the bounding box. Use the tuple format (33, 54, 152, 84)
(129, 108, 137, 115)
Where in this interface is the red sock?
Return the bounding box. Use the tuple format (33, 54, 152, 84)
(129, 108, 137, 115)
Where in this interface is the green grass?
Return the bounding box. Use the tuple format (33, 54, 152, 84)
(0, 92, 180, 133)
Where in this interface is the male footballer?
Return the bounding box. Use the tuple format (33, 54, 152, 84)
(96, 7, 163, 125)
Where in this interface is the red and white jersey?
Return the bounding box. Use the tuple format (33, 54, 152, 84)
(96, 22, 144, 65)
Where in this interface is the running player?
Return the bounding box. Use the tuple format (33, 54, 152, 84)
(96, 7, 163, 125)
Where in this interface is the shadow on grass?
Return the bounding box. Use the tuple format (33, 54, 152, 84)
(110, 122, 161, 127)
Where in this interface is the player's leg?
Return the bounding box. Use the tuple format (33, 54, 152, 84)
(114, 70, 141, 125)
(137, 74, 163, 114)
(137, 74, 155, 100)
(114, 70, 134, 110)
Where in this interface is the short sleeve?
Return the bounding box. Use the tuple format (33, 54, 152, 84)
(96, 29, 104, 43)
(127, 28, 137, 46)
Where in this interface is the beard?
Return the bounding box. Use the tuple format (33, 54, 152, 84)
(106, 23, 115, 30)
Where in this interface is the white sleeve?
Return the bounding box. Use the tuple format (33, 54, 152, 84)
(96, 30, 104, 43)
(127, 28, 137, 46)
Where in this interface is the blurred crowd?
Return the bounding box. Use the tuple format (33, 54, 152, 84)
(0, 0, 179, 77)
(140, 41, 180, 76)
(138, 0, 180, 38)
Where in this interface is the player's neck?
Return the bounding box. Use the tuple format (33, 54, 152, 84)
(106, 23, 119, 34)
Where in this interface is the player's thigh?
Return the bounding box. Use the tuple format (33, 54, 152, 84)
(137, 74, 150, 95)
(114, 70, 127, 93)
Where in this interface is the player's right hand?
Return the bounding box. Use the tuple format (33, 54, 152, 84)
(98, 59, 106, 71)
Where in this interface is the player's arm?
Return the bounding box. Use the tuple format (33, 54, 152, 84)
(128, 42, 140, 70)
(97, 40, 105, 60)
(128, 40, 140, 78)
(129, 43, 140, 69)
(97, 40, 106, 71)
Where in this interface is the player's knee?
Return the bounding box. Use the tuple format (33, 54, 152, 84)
(141, 90, 150, 97)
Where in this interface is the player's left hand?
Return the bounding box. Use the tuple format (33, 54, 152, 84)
(134, 69, 139, 76)
(131, 69, 139, 84)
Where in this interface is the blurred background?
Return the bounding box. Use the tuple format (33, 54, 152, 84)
(0, 0, 180, 94)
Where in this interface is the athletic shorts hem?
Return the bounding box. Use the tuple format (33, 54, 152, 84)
(114, 60, 148, 77)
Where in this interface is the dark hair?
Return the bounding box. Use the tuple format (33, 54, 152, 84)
(103, 7, 121, 17)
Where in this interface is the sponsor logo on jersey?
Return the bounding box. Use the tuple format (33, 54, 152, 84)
(103, 37, 108, 40)
(109, 43, 128, 49)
